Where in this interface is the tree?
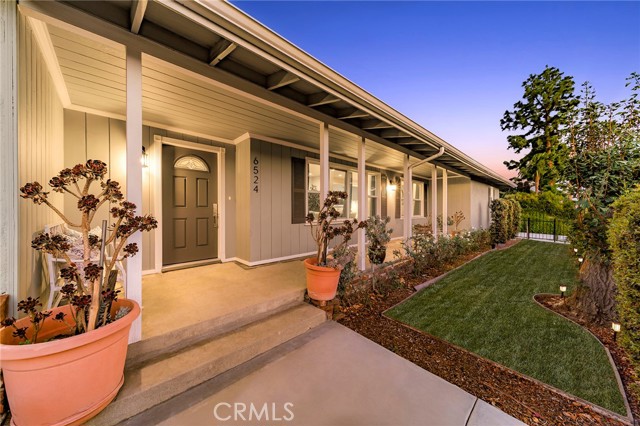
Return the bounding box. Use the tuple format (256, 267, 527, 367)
(564, 74, 640, 323)
(501, 66, 579, 192)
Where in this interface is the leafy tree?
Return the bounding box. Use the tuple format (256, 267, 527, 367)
(501, 66, 579, 192)
(564, 74, 640, 323)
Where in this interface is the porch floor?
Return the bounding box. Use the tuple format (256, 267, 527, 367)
(141, 260, 306, 340)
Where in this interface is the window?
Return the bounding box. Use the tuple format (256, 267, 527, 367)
(303, 160, 380, 221)
(400, 180, 424, 218)
(367, 174, 379, 217)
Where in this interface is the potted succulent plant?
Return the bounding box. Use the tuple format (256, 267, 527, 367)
(304, 191, 365, 301)
(365, 215, 393, 265)
(0, 160, 156, 426)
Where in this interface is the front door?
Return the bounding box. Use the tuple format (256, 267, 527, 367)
(162, 145, 218, 265)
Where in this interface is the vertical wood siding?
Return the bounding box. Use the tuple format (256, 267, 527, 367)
(18, 14, 64, 300)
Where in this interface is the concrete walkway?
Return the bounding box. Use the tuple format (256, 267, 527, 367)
(151, 322, 523, 426)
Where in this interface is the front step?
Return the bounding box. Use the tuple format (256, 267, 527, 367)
(126, 287, 305, 368)
(88, 303, 325, 426)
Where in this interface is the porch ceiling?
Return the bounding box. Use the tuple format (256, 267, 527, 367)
(45, 21, 445, 176)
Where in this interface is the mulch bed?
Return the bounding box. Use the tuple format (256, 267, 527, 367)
(536, 294, 640, 422)
(337, 248, 636, 426)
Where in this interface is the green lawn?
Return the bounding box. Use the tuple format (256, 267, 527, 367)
(387, 240, 626, 414)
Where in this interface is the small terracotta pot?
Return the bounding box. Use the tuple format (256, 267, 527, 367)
(0, 298, 140, 426)
(304, 258, 340, 301)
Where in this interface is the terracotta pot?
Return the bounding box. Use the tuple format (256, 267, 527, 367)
(304, 258, 340, 301)
(0, 298, 140, 426)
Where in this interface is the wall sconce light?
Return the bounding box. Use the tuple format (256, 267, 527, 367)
(386, 175, 397, 193)
(141, 146, 149, 168)
(559, 285, 567, 298)
(612, 322, 621, 341)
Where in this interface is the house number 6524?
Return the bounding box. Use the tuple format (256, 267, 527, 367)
(252, 157, 259, 193)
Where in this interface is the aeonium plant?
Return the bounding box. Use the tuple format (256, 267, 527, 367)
(1, 160, 157, 344)
(305, 191, 366, 269)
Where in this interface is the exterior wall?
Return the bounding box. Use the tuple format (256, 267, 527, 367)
(470, 180, 497, 229)
(446, 177, 472, 231)
(18, 13, 64, 300)
(63, 111, 237, 271)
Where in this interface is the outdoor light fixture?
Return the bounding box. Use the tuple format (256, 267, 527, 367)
(573, 248, 578, 254)
(141, 146, 149, 168)
(578, 257, 584, 263)
(559, 285, 567, 298)
(612, 322, 621, 341)
(385, 175, 397, 193)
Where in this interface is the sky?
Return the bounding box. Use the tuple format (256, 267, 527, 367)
(229, 1, 640, 179)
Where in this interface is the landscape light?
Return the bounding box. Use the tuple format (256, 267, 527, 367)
(573, 248, 578, 254)
(559, 285, 567, 298)
(578, 257, 584, 263)
(612, 322, 621, 341)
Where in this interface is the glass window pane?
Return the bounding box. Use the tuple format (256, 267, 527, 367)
(368, 175, 377, 196)
(308, 193, 320, 215)
(413, 200, 421, 216)
(349, 172, 358, 219)
(368, 197, 377, 218)
(330, 169, 346, 216)
(308, 163, 320, 192)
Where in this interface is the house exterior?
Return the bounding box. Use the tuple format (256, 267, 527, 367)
(0, 0, 513, 342)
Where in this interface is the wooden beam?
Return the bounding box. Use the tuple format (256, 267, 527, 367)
(380, 129, 412, 139)
(337, 109, 369, 120)
(208, 39, 237, 66)
(397, 139, 422, 146)
(130, 0, 147, 34)
(266, 70, 300, 90)
(307, 92, 339, 107)
(361, 119, 393, 130)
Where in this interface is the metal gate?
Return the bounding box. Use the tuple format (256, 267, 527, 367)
(519, 213, 569, 243)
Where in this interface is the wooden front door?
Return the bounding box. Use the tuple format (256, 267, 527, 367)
(162, 145, 218, 265)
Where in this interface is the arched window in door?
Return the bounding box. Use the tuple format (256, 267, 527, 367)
(174, 155, 210, 172)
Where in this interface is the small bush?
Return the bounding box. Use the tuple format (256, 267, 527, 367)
(608, 188, 640, 376)
(505, 191, 575, 219)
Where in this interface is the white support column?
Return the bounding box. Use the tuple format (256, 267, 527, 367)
(319, 123, 329, 202)
(403, 155, 412, 240)
(0, 0, 18, 317)
(431, 164, 438, 240)
(442, 168, 448, 236)
(357, 137, 366, 271)
(126, 47, 143, 343)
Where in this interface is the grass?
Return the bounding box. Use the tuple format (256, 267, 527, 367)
(387, 240, 626, 415)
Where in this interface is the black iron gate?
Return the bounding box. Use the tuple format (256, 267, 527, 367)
(520, 213, 569, 243)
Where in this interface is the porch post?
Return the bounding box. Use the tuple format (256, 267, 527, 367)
(319, 123, 329, 202)
(431, 164, 438, 240)
(403, 155, 412, 240)
(0, 0, 18, 317)
(126, 47, 143, 343)
(357, 137, 366, 271)
(442, 168, 448, 235)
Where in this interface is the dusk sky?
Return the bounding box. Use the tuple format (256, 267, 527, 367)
(230, 1, 640, 179)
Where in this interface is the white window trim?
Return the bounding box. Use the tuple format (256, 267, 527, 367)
(306, 158, 381, 220)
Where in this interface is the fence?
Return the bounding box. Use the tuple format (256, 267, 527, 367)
(519, 212, 570, 243)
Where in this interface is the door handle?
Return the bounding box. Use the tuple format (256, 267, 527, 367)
(212, 203, 218, 227)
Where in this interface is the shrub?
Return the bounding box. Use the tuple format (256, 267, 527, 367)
(608, 188, 640, 375)
(490, 198, 521, 245)
(505, 191, 575, 219)
(402, 229, 491, 276)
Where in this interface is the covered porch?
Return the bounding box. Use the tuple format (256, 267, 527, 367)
(3, 1, 509, 344)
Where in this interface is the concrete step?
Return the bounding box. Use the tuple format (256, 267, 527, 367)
(126, 287, 306, 368)
(88, 303, 325, 426)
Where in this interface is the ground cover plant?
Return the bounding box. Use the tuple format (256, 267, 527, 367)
(386, 240, 626, 415)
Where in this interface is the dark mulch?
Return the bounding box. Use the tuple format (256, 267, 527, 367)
(537, 294, 640, 422)
(338, 249, 634, 426)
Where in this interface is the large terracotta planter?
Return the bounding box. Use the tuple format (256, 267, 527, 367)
(304, 258, 340, 301)
(0, 298, 140, 426)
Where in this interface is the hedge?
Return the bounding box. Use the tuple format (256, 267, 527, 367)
(490, 198, 521, 245)
(608, 188, 640, 375)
